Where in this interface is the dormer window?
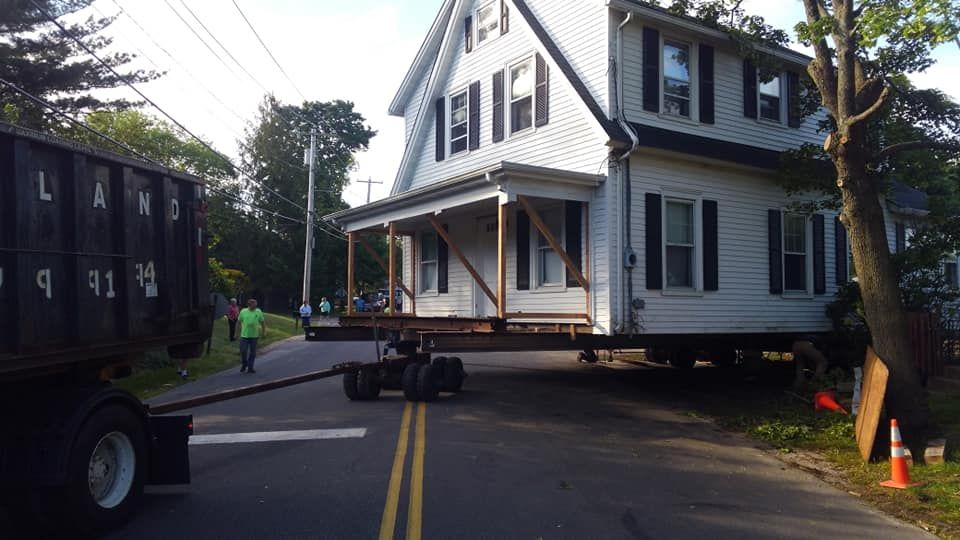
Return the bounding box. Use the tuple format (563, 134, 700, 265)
(759, 74, 782, 122)
(449, 89, 468, 155)
(476, 2, 499, 46)
(663, 40, 691, 118)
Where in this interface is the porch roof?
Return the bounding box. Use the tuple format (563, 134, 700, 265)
(325, 162, 604, 233)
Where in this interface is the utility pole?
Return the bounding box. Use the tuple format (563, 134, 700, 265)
(357, 176, 383, 204)
(301, 129, 316, 303)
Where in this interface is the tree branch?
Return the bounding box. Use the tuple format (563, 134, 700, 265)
(873, 140, 960, 162)
(802, 0, 839, 116)
(844, 84, 889, 128)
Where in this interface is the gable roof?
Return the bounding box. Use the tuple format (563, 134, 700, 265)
(388, 0, 456, 117)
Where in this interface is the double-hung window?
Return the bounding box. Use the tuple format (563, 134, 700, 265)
(510, 58, 534, 134)
(535, 207, 563, 287)
(665, 200, 695, 288)
(662, 40, 691, 118)
(420, 232, 439, 293)
(449, 90, 468, 155)
(783, 214, 808, 292)
(476, 2, 499, 45)
(759, 73, 782, 122)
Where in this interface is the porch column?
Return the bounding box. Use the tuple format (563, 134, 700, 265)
(346, 232, 355, 315)
(410, 234, 417, 316)
(388, 223, 397, 317)
(497, 203, 507, 319)
(584, 202, 592, 325)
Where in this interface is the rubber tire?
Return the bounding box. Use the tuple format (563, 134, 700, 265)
(668, 349, 697, 370)
(442, 357, 465, 392)
(578, 350, 599, 363)
(417, 363, 440, 402)
(381, 373, 402, 391)
(431, 356, 448, 384)
(402, 363, 422, 402)
(357, 369, 382, 400)
(343, 371, 361, 401)
(64, 404, 148, 537)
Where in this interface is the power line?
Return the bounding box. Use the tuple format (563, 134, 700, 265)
(230, 0, 307, 102)
(159, 0, 249, 89)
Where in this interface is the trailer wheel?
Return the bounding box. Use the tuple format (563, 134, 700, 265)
(416, 363, 440, 402)
(343, 371, 361, 401)
(668, 349, 697, 370)
(64, 404, 147, 536)
(357, 368, 381, 400)
(442, 357, 465, 392)
(402, 363, 422, 401)
(430, 356, 448, 383)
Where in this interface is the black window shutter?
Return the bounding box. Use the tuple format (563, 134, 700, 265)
(645, 193, 663, 290)
(516, 210, 530, 290)
(534, 53, 549, 127)
(492, 71, 504, 143)
(743, 59, 758, 119)
(500, 1, 509, 34)
(464, 16, 473, 54)
(435, 98, 445, 162)
(768, 210, 783, 294)
(813, 214, 825, 294)
(703, 200, 719, 291)
(468, 81, 480, 151)
(565, 201, 583, 288)
(698, 44, 715, 124)
(787, 71, 802, 128)
(438, 225, 448, 294)
(895, 222, 906, 253)
(642, 27, 660, 113)
(835, 217, 847, 285)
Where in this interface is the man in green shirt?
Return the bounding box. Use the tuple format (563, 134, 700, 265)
(238, 299, 266, 374)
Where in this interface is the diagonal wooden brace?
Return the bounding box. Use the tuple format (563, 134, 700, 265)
(517, 195, 589, 292)
(427, 215, 497, 305)
(357, 234, 414, 300)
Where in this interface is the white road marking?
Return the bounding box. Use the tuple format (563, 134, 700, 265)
(189, 428, 367, 446)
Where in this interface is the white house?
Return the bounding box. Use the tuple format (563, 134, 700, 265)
(325, 0, 927, 358)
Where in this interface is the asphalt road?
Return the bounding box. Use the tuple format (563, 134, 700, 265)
(1, 339, 934, 540)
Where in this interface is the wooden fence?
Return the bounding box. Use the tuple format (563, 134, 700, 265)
(909, 312, 944, 380)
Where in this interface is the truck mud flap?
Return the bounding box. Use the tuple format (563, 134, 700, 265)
(147, 414, 193, 485)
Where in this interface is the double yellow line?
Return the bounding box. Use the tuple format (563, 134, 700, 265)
(378, 402, 426, 540)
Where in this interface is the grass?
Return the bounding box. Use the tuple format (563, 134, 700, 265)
(115, 312, 300, 400)
(697, 380, 960, 538)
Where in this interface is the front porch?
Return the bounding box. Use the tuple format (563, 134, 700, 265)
(326, 162, 603, 327)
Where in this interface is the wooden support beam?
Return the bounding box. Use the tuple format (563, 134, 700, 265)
(410, 235, 417, 316)
(356, 234, 415, 301)
(497, 203, 508, 319)
(388, 223, 397, 317)
(503, 312, 590, 320)
(584, 202, 591, 325)
(346, 232, 355, 315)
(517, 196, 589, 292)
(427, 215, 497, 305)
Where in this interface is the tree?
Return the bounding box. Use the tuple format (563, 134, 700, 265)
(0, 0, 157, 128)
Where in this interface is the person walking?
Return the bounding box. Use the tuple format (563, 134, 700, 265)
(320, 297, 331, 318)
(238, 298, 266, 374)
(299, 299, 312, 328)
(226, 298, 240, 341)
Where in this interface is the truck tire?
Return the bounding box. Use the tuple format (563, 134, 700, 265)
(430, 356, 448, 383)
(402, 363, 422, 402)
(416, 363, 440, 402)
(357, 369, 381, 400)
(442, 357, 465, 392)
(64, 404, 148, 536)
(343, 371, 361, 400)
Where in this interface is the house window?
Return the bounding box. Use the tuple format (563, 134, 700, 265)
(663, 40, 691, 118)
(476, 2, 499, 45)
(535, 207, 564, 287)
(783, 214, 808, 291)
(665, 200, 695, 287)
(759, 73, 782, 122)
(449, 89, 468, 155)
(510, 57, 534, 133)
(420, 232, 438, 293)
(945, 261, 958, 289)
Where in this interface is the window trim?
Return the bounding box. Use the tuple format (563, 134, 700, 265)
(507, 55, 536, 136)
(661, 196, 702, 292)
(757, 70, 785, 124)
(781, 212, 814, 296)
(418, 231, 440, 297)
(660, 37, 696, 120)
(530, 203, 567, 291)
(474, 0, 500, 48)
(447, 86, 469, 157)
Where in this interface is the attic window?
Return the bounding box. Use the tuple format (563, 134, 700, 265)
(450, 89, 468, 155)
(476, 2, 499, 45)
(510, 57, 534, 133)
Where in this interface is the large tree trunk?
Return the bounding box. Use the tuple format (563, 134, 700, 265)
(838, 156, 929, 456)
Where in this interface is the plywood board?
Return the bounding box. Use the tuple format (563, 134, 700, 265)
(855, 347, 889, 461)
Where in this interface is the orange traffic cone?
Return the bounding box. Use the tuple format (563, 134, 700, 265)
(880, 419, 922, 489)
(814, 391, 848, 415)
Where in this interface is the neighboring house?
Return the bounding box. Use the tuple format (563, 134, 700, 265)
(326, 0, 919, 353)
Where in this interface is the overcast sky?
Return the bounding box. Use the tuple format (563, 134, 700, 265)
(78, 0, 960, 208)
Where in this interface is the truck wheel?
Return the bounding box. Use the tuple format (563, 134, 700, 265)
(442, 357, 465, 392)
(431, 356, 448, 383)
(668, 350, 697, 370)
(343, 371, 361, 400)
(64, 404, 147, 536)
(357, 369, 381, 400)
(416, 363, 439, 402)
(402, 363, 422, 402)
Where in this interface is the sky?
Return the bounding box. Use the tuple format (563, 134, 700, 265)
(73, 0, 960, 209)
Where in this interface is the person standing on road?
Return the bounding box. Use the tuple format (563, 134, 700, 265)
(238, 299, 266, 374)
(226, 298, 240, 341)
(299, 299, 312, 328)
(320, 297, 331, 318)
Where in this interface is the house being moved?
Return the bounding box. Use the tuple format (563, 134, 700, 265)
(324, 0, 931, 367)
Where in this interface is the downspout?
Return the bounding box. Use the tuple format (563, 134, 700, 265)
(615, 11, 641, 335)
